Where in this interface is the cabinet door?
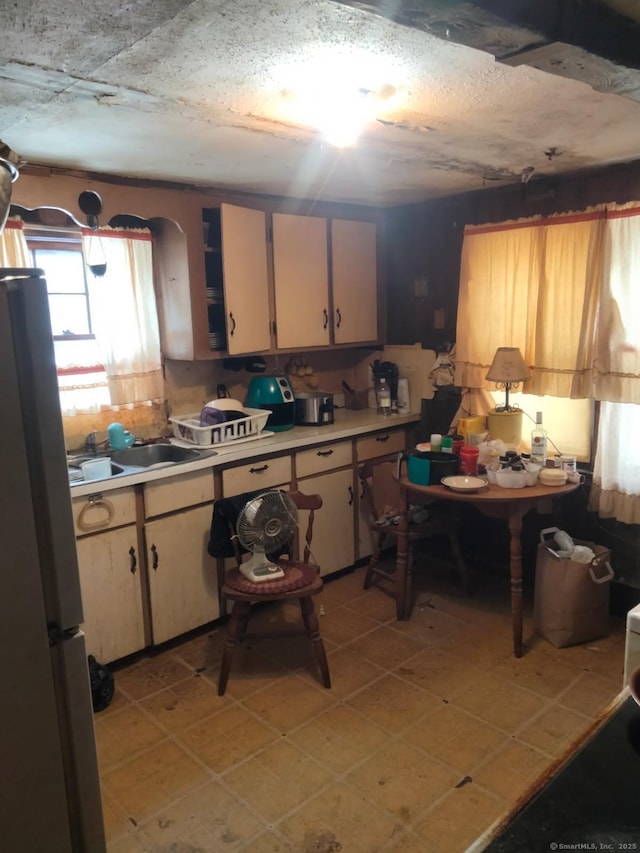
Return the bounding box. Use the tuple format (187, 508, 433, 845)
(221, 203, 272, 354)
(298, 469, 355, 577)
(331, 219, 378, 344)
(145, 504, 219, 645)
(76, 525, 145, 664)
(273, 213, 330, 348)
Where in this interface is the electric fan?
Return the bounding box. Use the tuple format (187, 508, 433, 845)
(235, 490, 298, 582)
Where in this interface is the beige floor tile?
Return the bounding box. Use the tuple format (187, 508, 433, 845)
(318, 605, 380, 645)
(298, 645, 385, 698)
(241, 674, 337, 730)
(94, 705, 167, 773)
(101, 789, 135, 845)
(278, 782, 403, 853)
(102, 739, 210, 823)
(413, 785, 507, 853)
(289, 703, 388, 773)
(473, 738, 551, 800)
(558, 670, 622, 717)
(402, 705, 508, 773)
(347, 740, 459, 825)
(489, 649, 580, 699)
(345, 624, 427, 670)
(385, 830, 437, 852)
(105, 828, 155, 853)
(391, 601, 466, 645)
(346, 673, 441, 733)
(237, 829, 295, 851)
(518, 703, 591, 756)
(394, 647, 482, 700)
(452, 671, 549, 733)
(438, 624, 514, 669)
(139, 672, 225, 732)
(178, 703, 279, 772)
(346, 585, 400, 623)
(223, 739, 334, 822)
(173, 627, 226, 671)
(140, 778, 264, 850)
(112, 653, 196, 701)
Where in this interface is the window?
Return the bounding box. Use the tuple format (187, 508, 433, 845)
(25, 228, 110, 413)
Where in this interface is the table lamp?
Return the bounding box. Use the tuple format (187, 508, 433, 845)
(486, 347, 530, 445)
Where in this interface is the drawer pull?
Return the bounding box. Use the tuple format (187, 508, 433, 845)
(129, 546, 137, 574)
(151, 543, 159, 570)
(322, 308, 328, 329)
(249, 464, 269, 474)
(76, 496, 115, 532)
(228, 311, 236, 336)
(348, 485, 354, 506)
(335, 307, 342, 328)
(376, 434, 390, 443)
(317, 449, 334, 457)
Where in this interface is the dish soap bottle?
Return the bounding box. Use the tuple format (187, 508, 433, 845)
(530, 411, 547, 465)
(377, 378, 391, 415)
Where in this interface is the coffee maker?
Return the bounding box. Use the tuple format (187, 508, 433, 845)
(371, 359, 399, 411)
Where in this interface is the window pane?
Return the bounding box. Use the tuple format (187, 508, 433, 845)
(490, 392, 592, 462)
(48, 294, 91, 336)
(35, 249, 87, 294)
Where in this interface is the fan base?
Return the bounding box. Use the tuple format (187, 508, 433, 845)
(239, 553, 285, 584)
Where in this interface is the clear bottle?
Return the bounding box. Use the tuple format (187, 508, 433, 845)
(530, 411, 548, 465)
(377, 378, 391, 415)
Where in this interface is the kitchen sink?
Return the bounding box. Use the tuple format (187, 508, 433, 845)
(110, 443, 205, 467)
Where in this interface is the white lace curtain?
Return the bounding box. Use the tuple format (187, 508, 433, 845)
(81, 226, 163, 406)
(455, 202, 640, 523)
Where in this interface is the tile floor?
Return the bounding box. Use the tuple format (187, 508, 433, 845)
(96, 557, 626, 853)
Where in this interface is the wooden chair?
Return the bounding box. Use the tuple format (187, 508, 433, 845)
(358, 456, 471, 618)
(217, 489, 331, 696)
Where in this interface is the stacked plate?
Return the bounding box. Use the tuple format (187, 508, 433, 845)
(209, 331, 226, 350)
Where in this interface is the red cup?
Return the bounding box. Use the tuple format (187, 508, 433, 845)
(459, 445, 479, 475)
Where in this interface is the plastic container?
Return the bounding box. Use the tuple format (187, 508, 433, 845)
(459, 445, 479, 475)
(539, 467, 568, 487)
(169, 407, 269, 446)
(495, 469, 527, 489)
(80, 457, 112, 481)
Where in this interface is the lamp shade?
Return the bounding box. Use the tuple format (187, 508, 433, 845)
(486, 347, 530, 383)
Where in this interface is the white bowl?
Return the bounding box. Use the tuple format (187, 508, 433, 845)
(204, 398, 245, 412)
(495, 469, 527, 489)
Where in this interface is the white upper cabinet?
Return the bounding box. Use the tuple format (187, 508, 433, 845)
(331, 219, 378, 344)
(220, 202, 272, 354)
(272, 213, 330, 349)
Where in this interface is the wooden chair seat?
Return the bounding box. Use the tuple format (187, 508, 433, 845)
(217, 491, 331, 696)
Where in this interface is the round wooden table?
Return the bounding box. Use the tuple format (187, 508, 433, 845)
(396, 477, 579, 657)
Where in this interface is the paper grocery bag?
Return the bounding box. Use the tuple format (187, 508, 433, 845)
(534, 538, 613, 648)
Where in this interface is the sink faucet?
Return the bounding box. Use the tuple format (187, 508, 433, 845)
(84, 432, 109, 455)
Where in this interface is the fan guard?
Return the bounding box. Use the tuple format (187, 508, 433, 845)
(235, 491, 298, 582)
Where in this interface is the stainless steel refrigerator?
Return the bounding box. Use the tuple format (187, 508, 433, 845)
(0, 268, 105, 851)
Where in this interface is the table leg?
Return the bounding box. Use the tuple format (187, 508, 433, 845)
(396, 493, 409, 621)
(508, 506, 527, 658)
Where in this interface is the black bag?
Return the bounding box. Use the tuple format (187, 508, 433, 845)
(88, 655, 115, 712)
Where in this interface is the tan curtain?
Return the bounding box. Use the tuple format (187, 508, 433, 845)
(81, 226, 163, 406)
(455, 208, 606, 397)
(0, 217, 29, 266)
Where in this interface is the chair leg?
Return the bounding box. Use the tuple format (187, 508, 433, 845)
(363, 531, 385, 589)
(218, 600, 250, 696)
(299, 596, 331, 689)
(448, 528, 472, 596)
(403, 544, 414, 620)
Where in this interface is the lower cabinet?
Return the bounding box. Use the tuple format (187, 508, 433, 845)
(145, 502, 219, 645)
(297, 468, 355, 577)
(76, 524, 146, 663)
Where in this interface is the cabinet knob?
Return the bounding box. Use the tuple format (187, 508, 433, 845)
(151, 543, 159, 570)
(348, 485, 354, 506)
(376, 434, 390, 443)
(322, 308, 328, 330)
(317, 449, 334, 457)
(336, 307, 342, 328)
(229, 312, 236, 336)
(129, 546, 137, 574)
(249, 464, 269, 474)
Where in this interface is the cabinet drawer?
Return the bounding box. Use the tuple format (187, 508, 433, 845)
(295, 440, 352, 479)
(222, 454, 291, 496)
(144, 469, 215, 518)
(72, 486, 136, 536)
(356, 429, 406, 462)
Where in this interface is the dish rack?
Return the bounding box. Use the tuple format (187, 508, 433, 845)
(169, 407, 270, 447)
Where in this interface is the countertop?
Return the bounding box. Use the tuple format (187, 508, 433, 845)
(478, 689, 640, 852)
(69, 408, 420, 497)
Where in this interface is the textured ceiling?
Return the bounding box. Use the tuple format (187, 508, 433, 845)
(2, 0, 640, 206)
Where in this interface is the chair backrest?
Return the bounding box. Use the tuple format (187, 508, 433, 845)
(286, 489, 322, 563)
(358, 455, 403, 525)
